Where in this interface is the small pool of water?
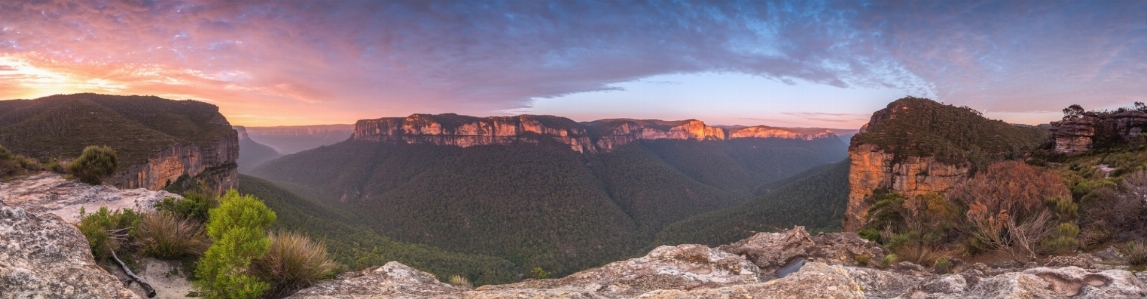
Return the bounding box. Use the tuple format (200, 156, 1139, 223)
(775, 257, 806, 278)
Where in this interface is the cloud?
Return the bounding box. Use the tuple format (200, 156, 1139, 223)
(0, 0, 1144, 125)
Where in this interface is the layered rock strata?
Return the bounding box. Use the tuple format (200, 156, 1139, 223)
(1050, 110, 1147, 155)
(287, 227, 1147, 298)
(106, 130, 239, 196)
(844, 143, 969, 231)
(352, 114, 838, 153)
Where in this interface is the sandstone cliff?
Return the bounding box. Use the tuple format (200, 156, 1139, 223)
(0, 94, 240, 196)
(844, 143, 969, 231)
(352, 113, 840, 153)
(842, 97, 1045, 232)
(106, 130, 239, 196)
(1049, 110, 1147, 155)
(288, 227, 1147, 298)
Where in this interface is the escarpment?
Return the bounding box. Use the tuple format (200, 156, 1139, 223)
(1049, 109, 1147, 155)
(352, 113, 840, 153)
(843, 97, 1046, 231)
(0, 94, 239, 196)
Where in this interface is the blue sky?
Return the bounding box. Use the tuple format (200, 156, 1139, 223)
(1, 0, 1144, 127)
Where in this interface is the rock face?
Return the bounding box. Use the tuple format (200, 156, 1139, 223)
(106, 130, 239, 196)
(1050, 110, 1147, 155)
(354, 114, 598, 153)
(844, 143, 969, 231)
(0, 203, 139, 298)
(352, 113, 839, 153)
(0, 172, 176, 223)
(290, 227, 1145, 299)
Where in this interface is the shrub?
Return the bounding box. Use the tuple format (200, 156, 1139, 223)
(195, 190, 277, 299)
(934, 257, 951, 273)
(1038, 223, 1080, 255)
(448, 275, 473, 288)
(137, 211, 209, 259)
(531, 267, 552, 279)
(1124, 240, 1147, 267)
(854, 254, 871, 267)
(68, 145, 118, 185)
(77, 207, 142, 260)
(882, 254, 898, 267)
(155, 192, 217, 222)
(250, 231, 337, 297)
(950, 161, 1069, 259)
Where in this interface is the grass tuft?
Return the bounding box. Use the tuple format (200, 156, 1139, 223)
(137, 211, 209, 259)
(251, 231, 338, 297)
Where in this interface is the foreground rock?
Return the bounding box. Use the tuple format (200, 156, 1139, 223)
(0, 203, 139, 298)
(289, 227, 1147, 298)
(0, 173, 177, 223)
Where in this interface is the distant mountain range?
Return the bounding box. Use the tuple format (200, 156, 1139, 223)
(249, 113, 849, 275)
(240, 124, 355, 155)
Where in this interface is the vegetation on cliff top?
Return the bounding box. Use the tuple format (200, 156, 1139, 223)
(0, 93, 234, 168)
(851, 97, 1047, 167)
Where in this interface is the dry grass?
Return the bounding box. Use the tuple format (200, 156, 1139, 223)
(137, 211, 209, 259)
(448, 275, 473, 288)
(1125, 240, 1147, 267)
(251, 231, 338, 297)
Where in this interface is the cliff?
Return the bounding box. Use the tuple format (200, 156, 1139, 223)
(843, 97, 1045, 231)
(288, 227, 1147, 298)
(354, 114, 598, 153)
(0, 94, 239, 196)
(1049, 109, 1147, 155)
(351, 113, 840, 153)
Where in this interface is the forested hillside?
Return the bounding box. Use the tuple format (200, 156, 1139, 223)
(237, 175, 519, 285)
(250, 135, 846, 276)
(653, 159, 850, 247)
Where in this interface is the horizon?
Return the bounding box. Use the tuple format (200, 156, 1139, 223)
(2, 1, 1145, 127)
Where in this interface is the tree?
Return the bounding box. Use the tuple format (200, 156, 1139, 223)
(1135, 102, 1146, 112)
(1062, 104, 1085, 120)
(195, 190, 277, 299)
(69, 145, 118, 185)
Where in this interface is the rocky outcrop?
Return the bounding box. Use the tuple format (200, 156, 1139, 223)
(287, 227, 1147, 298)
(0, 203, 139, 298)
(106, 130, 238, 196)
(352, 114, 839, 153)
(355, 114, 598, 153)
(1050, 110, 1147, 155)
(844, 143, 969, 231)
(0, 172, 176, 223)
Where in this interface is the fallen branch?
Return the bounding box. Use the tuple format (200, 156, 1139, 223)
(109, 248, 157, 298)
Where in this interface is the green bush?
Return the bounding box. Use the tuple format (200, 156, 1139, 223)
(531, 267, 552, 279)
(155, 192, 217, 222)
(1038, 223, 1080, 255)
(933, 257, 951, 273)
(77, 207, 142, 260)
(250, 231, 337, 297)
(882, 254, 898, 267)
(195, 190, 277, 299)
(138, 211, 209, 259)
(68, 145, 118, 185)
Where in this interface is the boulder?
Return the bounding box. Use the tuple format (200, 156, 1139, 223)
(471, 244, 761, 298)
(634, 262, 865, 299)
(1023, 267, 1147, 298)
(0, 204, 139, 298)
(287, 261, 466, 299)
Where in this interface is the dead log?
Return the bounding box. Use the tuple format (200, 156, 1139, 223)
(109, 248, 157, 298)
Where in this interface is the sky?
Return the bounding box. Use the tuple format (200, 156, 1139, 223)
(1, 0, 1145, 128)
